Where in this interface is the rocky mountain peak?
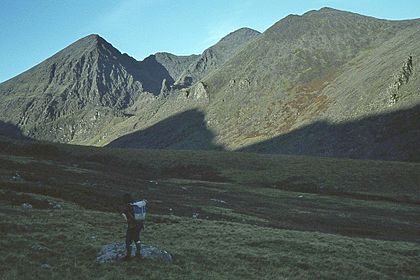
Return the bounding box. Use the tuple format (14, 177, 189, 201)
(219, 27, 261, 43)
(51, 34, 120, 60)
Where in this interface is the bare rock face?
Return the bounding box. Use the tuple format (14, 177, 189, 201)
(191, 82, 209, 100)
(388, 55, 414, 106)
(160, 78, 170, 96)
(96, 242, 173, 264)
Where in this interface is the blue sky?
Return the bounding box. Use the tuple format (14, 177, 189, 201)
(0, 0, 419, 82)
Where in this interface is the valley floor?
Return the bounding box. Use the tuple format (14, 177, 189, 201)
(0, 137, 419, 279)
(1, 194, 419, 280)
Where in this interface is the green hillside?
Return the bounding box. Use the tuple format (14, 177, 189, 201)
(202, 8, 420, 158)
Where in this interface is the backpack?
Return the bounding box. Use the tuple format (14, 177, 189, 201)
(131, 200, 147, 221)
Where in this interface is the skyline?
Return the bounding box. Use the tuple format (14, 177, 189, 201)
(1, 0, 419, 82)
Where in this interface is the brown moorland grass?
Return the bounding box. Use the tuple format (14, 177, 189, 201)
(1, 191, 420, 280)
(0, 136, 420, 279)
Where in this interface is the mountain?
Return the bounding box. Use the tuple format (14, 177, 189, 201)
(112, 8, 420, 161)
(152, 52, 200, 83)
(175, 28, 261, 87)
(198, 8, 420, 160)
(0, 28, 258, 144)
(0, 8, 419, 161)
(0, 34, 166, 142)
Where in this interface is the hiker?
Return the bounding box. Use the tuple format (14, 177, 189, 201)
(121, 193, 147, 260)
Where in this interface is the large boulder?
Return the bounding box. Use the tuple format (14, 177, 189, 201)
(96, 242, 173, 264)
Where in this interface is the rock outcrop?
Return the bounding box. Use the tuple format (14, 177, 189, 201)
(160, 78, 170, 96)
(388, 55, 414, 105)
(191, 82, 209, 100)
(96, 242, 173, 264)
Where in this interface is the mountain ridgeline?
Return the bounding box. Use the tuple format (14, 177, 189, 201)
(0, 8, 419, 161)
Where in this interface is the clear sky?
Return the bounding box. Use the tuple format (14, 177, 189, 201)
(1, 0, 419, 82)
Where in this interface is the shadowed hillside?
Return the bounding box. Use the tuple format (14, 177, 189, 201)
(239, 104, 420, 162)
(107, 109, 222, 150)
(152, 52, 200, 83)
(136, 54, 176, 93)
(0, 121, 28, 140)
(107, 102, 420, 161)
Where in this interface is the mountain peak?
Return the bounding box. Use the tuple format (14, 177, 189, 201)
(301, 6, 379, 19)
(219, 27, 261, 43)
(84, 33, 102, 39)
(79, 34, 108, 44)
(69, 34, 116, 54)
(319, 7, 340, 12)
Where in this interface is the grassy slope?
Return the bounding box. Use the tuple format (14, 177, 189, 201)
(1, 195, 419, 280)
(0, 137, 420, 279)
(202, 10, 420, 151)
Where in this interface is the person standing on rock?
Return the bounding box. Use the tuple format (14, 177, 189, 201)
(121, 193, 146, 261)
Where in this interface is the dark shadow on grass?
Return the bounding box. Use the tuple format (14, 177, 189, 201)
(238, 104, 420, 162)
(107, 109, 223, 150)
(0, 121, 29, 140)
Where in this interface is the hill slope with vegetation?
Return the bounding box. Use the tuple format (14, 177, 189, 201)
(0, 8, 419, 161)
(1, 136, 419, 278)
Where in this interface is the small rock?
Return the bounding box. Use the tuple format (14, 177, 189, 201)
(239, 79, 251, 89)
(210, 198, 227, 204)
(41, 263, 51, 269)
(21, 203, 33, 209)
(31, 244, 49, 252)
(48, 201, 63, 209)
(12, 172, 23, 181)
